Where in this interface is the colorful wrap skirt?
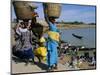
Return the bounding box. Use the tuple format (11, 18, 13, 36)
(13, 48, 34, 59)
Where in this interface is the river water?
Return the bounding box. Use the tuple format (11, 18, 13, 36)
(60, 28, 96, 48)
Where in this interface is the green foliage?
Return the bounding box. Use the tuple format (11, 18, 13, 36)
(57, 21, 84, 25)
(56, 21, 95, 25)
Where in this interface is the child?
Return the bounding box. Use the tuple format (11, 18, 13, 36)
(34, 37, 47, 62)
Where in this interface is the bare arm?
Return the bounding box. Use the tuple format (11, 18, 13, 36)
(44, 14, 50, 25)
(27, 21, 31, 29)
(43, 3, 50, 25)
(16, 22, 20, 30)
(15, 22, 21, 35)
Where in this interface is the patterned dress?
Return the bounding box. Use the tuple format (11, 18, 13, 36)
(13, 28, 34, 59)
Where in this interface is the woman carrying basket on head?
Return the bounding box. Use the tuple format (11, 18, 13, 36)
(13, 22, 34, 63)
(44, 6, 60, 71)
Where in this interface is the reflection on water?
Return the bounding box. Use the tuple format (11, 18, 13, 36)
(61, 28, 96, 48)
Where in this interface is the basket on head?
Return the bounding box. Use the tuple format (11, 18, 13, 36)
(13, 1, 34, 20)
(43, 3, 61, 19)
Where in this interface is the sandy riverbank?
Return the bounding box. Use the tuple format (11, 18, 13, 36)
(43, 24, 95, 30)
(11, 22, 95, 30)
(41, 24, 96, 32)
(12, 55, 96, 74)
(57, 24, 96, 29)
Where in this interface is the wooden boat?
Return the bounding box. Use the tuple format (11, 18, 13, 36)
(72, 33, 83, 39)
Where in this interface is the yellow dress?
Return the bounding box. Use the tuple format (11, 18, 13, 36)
(34, 47, 47, 57)
(48, 31, 60, 42)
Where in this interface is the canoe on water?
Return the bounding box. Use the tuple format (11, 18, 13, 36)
(72, 33, 83, 39)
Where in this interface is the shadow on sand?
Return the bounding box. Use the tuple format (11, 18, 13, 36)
(12, 56, 26, 63)
(12, 56, 48, 70)
(34, 62, 48, 70)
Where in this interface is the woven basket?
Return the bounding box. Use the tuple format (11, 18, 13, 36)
(13, 1, 33, 20)
(43, 3, 61, 18)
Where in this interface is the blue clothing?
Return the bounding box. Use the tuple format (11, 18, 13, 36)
(47, 22, 59, 67)
(49, 22, 59, 32)
(13, 48, 34, 59)
(47, 40, 58, 67)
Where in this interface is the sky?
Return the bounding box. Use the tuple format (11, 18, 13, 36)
(12, 2, 96, 23)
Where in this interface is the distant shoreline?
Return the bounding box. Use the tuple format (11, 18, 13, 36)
(11, 22, 96, 31)
(43, 24, 96, 31)
(57, 24, 95, 29)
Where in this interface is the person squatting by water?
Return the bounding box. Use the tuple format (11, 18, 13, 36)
(44, 14, 60, 71)
(13, 21, 34, 63)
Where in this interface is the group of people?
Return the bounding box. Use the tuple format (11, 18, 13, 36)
(12, 13, 60, 71)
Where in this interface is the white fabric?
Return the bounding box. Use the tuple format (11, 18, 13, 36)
(16, 27, 28, 35)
